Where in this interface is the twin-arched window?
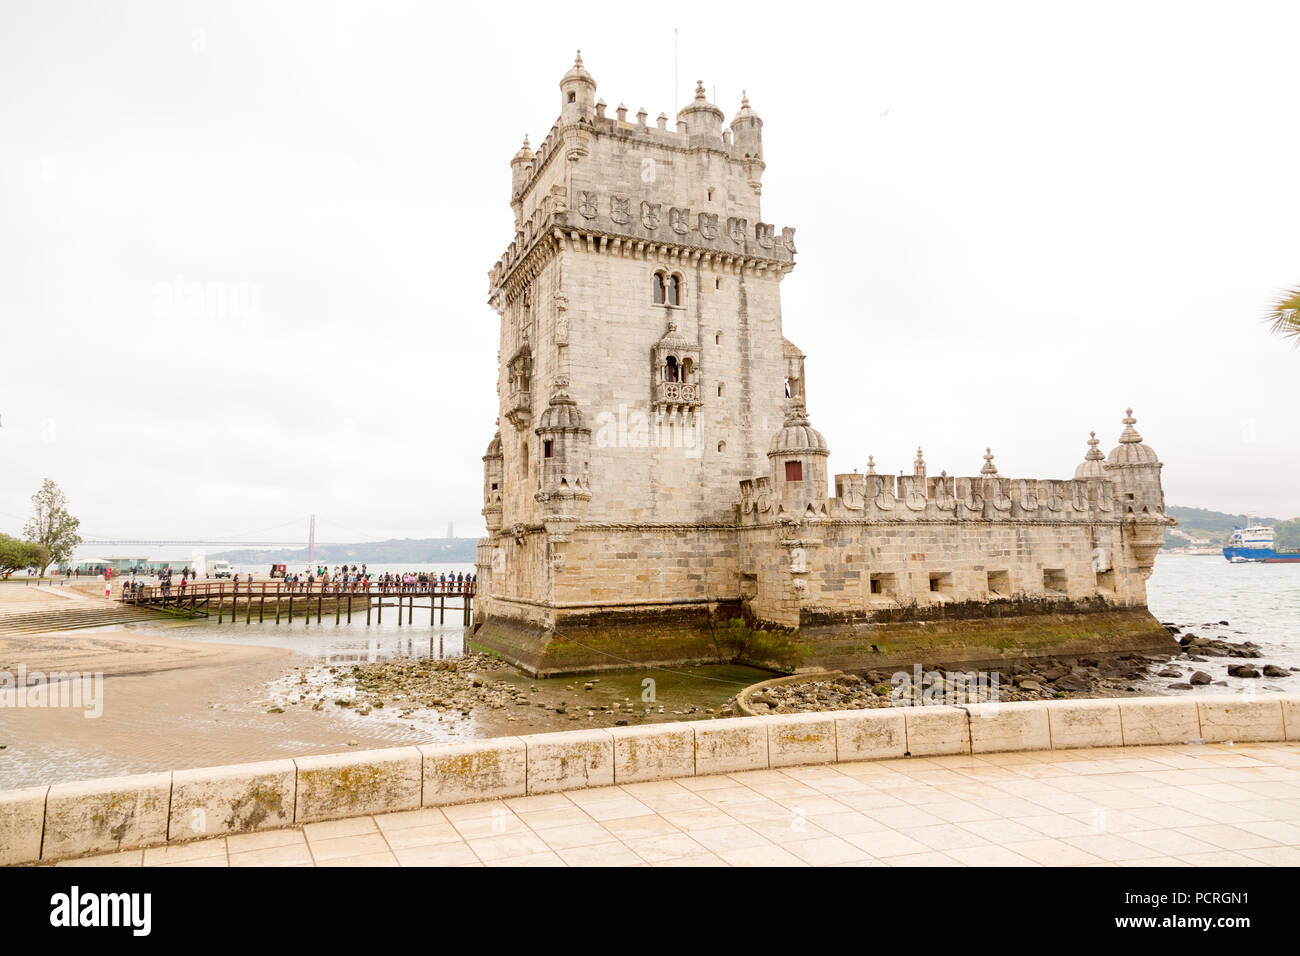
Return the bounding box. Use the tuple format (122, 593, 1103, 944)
(652, 272, 682, 307)
(662, 355, 695, 383)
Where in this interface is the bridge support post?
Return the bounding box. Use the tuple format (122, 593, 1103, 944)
(218, 584, 224, 623)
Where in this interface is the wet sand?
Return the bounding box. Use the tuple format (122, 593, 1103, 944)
(0, 626, 429, 790)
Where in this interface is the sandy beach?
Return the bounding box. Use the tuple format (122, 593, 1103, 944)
(0, 586, 432, 790)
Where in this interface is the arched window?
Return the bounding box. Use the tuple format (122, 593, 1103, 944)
(667, 274, 681, 307)
(652, 272, 666, 304)
(664, 356, 679, 382)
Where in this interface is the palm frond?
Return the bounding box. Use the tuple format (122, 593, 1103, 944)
(1265, 285, 1300, 345)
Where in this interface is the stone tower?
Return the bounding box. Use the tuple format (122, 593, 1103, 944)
(473, 55, 1175, 676)
(474, 54, 800, 672)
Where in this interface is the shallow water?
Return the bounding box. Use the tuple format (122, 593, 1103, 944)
(1144, 552, 1299, 693)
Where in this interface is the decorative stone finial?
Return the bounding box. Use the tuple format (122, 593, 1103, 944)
(741, 90, 749, 108)
(981, 448, 999, 475)
(865, 456, 876, 475)
(574, 50, 583, 67)
(1119, 408, 1143, 444)
(695, 79, 706, 100)
(522, 134, 530, 149)
(1085, 431, 1104, 461)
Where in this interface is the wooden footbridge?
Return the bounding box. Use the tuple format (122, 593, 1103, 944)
(121, 580, 476, 626)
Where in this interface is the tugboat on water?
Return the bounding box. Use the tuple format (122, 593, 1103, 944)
(1223, 525, 1300, 563)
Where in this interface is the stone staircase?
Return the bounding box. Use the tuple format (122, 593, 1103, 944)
(0, 586, 162, 637)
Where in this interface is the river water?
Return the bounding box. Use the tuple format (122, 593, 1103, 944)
(1144, 552, 1300, 694)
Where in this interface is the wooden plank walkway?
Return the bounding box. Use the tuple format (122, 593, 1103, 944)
(121, 580, 477, 626)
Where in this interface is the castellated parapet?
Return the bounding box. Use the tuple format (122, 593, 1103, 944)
(472, 53, 1176, 676)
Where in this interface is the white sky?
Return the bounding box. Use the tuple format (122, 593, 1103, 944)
(2, 0, 1298, 546)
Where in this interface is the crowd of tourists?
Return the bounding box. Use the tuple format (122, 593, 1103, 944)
(274, 567, 475, 593)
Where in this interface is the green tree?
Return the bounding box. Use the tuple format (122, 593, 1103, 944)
(1265, 286, 1300, 345)
(1275, 518, 1300, 553)
(22, 479, 81, 577)
(0, 534, 47, 578)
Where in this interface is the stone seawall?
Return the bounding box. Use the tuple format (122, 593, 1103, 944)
(470, 600, 745, 676)
(471, 598, 1175, 676)
(795, 605, 1177, 672)
(4, 694, 1296, 865)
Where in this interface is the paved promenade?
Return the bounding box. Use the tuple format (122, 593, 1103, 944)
(61, 741, 1300, 867)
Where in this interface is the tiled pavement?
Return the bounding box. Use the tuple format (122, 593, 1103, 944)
(63, 742, 1300, 867)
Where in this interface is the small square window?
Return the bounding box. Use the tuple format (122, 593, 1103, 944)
(785, 460, 803, 482)
(986, 570, 1009, 597)
(568, 92, 576, 103)
(543, 440, 554, 459)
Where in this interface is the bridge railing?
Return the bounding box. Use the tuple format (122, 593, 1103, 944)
(120, 579, 477, 603)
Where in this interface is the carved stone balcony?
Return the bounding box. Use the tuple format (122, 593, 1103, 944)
(504, 387, 531, 429)
(654, 380, 701, 411)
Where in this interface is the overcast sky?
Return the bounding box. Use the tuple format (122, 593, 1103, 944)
(2, 0, 1298, 548)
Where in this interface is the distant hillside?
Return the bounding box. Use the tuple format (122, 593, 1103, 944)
(1164, 506, 1295, 550)
(209, 537, 478, 565)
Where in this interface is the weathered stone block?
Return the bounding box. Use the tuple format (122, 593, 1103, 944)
(420, 738, 527, 805)
(903, 706, 970, 755)
(835, 708, 906, 761)
(609, 723, 695, 783)
(967, 701, 1051, 753)
(521, 729, 614, 794)
(293, 747, 422, 824)
(43, 772, 171, 860)
(1197, 697, 1285, 744)
(1046, 699, 1123, 749)
(1118, 697, 1201, 745)
(762, 713, 837, 768)
(170, 759, 295, 840)
(693, 716, 769, 774)
(0, 787, 47, 866)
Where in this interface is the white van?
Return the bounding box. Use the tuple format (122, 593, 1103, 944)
(209, 561, 235, 579)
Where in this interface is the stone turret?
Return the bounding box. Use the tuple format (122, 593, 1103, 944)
(534, 384, 592, 540)
(1105, 409, 1164, 515)
(559, 50, 596, 124)
(677, 80, 724, 146)
(1074, 431, 1107, 479)
(510, 136, 533, 209)
(1105, 408, 1172, 577)
(769, 402, 829, 515)
(482, 431, 504, 532)
(730, 92, 765, 193)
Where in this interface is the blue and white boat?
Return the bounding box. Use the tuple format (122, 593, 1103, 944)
(1223, 525, 1300, 563)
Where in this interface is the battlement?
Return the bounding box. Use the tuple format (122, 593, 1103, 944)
(739, 469, 1123, 525)
(488, 186, 796, 299)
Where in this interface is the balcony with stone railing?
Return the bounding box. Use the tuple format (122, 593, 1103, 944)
(654, 380, 702, 411)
